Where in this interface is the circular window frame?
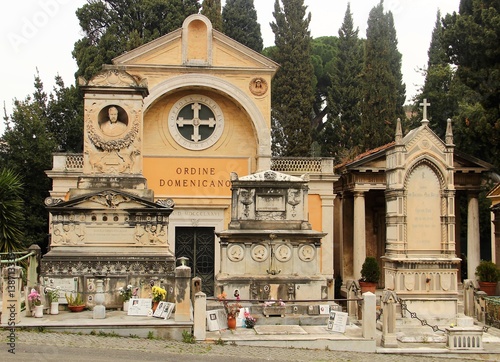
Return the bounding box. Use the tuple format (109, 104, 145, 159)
(168, 94, 224, 150)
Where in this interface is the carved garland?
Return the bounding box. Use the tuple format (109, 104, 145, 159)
(87, 110, 140, 151)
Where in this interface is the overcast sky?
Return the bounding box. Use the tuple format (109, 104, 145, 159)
(0, 0, 460, 135)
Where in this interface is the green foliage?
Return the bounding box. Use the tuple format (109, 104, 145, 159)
(415, 10, 458, 138)
(270, 0, 315, 157)
(360, 256, 380, 283)
(215, 337, 226, 345)
(73, 0, 201, 81)
(360, 1, 406, 151)
(321, 4, 363, 159)
(1, 74, 57, 249)
(182, 330, 196, 344)
(201, 0, 222, 31)
(0, 168, 24, 253)
(442, 0, 500, 170)
(475, 260, 500, 283)
(222, 0, 263, 52)
(65, 293, 85, 306)
(147, 331, 156, 339)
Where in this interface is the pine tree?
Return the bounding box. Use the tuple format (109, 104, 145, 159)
(322, 3, 363, 160)
(360, 1, 406, 151)
(270, 0, 315, 157)
(201, 0, 223, 31)
(73, 0, 200, 81)
(222, 0, 263, 52)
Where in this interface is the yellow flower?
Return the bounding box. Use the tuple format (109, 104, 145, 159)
(151, 286, 167, 302)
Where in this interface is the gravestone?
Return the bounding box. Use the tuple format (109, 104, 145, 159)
(216, 170, 327, 301)
(384, 101, 460, 324)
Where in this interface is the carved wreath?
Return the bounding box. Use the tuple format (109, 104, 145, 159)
(87, 114, 139, 151)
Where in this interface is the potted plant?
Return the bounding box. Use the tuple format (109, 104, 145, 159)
(359, 256, 380, 294)
(28, 288, 44, 318)
(475, 260, 499, 296)
(151, 285, 167, 312)
(46, 287, 60, 315)
(217, 292, 242, 329)
(118, 285, 137, 312)
(65, 293, 86, 312)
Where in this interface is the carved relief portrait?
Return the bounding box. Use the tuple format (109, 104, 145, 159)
(249, 77, 268, 96)
(99, 105, 129, 137)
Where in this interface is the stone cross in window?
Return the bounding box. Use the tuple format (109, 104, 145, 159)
(176, 102, 216, 142)
(420, 98, 431, 121)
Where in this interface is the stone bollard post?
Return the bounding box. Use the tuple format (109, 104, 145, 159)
(191, 277, 202, 307)
(193, 291, 207, 341)
(1, 266, 23, 325)
(175, 258, 192, 322)
(346, 280, 360, 319)
(475, 291, 487, 323)
(381, 290, 398, 348)
(362, 291, 376, 340)
(463, 279, 476, 317)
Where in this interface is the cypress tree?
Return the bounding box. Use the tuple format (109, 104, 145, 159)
(270, 0, 315, 157)
(322, 3, 363, 160)
(360, 1, 406, 151)
(222, 0, 263, 52)
(201, 0, 223, 31)
(415, 10, 457, 138)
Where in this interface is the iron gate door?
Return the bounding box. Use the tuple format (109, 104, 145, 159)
(175, 227, 215, 296)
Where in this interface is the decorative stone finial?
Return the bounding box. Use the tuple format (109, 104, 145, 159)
(395, 118, 403, 144)
(445, 118, 454, 145)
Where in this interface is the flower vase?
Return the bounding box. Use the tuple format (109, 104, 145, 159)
(152, 301, 159, 313)
(227, 315, 237, 330)
(50, 302, 59, 315)
(34, 305, 44, 318)
(123, 300, 130, 312)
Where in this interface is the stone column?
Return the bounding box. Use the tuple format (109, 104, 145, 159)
(193, 291, 207, 341)
(322, 195, 336, 298)
(1, 266, 22, 325)
(353, 191, 366, 280)
(175, 261, 192, 322)
(467, 193, 480, 279)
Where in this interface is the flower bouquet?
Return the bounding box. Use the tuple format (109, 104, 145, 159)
(217, 292, 242, 318)
(28, 289, 42, 307)
(244, 311, 256, 328)
(118, 285, 137, 302)
(46, 287, 60, 303)
(151, 286, 167, 302)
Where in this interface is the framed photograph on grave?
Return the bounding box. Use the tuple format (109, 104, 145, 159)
(206, 309, 227, 331)
(327, 310, 348, 333)
(153, 301, 175, 319)
(127, 298, 152, 316)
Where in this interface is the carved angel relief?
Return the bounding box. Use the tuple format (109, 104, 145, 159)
(89, 191, 132, 208)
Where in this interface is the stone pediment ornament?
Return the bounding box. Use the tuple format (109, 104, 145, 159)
(45, 189, 175, 211)
(82, 69, 145, 88)
(237, 170, 304, 182)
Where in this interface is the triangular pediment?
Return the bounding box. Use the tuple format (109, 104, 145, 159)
(113, 15, 278, 71)
(402, 123, 446, 154)
(45, 189, 174, 211)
